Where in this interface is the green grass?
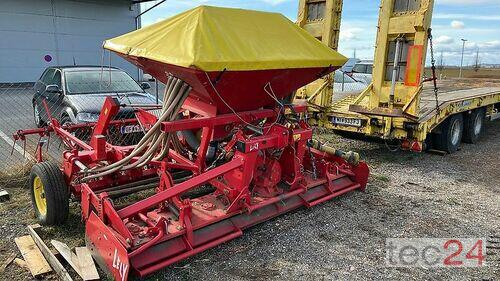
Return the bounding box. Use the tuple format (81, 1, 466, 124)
(373, 174, 390, 183)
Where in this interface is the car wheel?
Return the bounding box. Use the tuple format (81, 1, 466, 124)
(463, 108, 485, 144)
(33, 102, 45, 127)
(61, 115, 89, 143)
(433, 114, 464, 154)
(60, 115, 73, 127)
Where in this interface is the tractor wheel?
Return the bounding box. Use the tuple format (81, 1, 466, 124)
(29, 162, 69, 226)
(433, 114, 464, 154)
(463, 108, 486, 144)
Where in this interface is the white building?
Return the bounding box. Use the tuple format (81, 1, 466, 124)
(0, 0, 149, 83)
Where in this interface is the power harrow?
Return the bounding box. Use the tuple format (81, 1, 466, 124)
(14, 6, 369, 280)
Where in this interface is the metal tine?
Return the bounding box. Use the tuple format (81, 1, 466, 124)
(46, 133, 51, 152)
(10, 138, 16, 156)
(23, 138, 26, 157)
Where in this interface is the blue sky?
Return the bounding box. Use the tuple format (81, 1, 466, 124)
(141, 0, 500, 66)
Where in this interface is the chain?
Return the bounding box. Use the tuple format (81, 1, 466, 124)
(428, 28, 440, 113)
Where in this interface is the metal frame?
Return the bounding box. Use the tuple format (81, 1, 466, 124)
(298, 0, 500, 152)
(15, 95, 369, 280)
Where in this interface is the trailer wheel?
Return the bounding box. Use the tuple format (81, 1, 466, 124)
(463, 108, 486, 144)
(434, 114, 463, 153)
(29, 162, 69, 226)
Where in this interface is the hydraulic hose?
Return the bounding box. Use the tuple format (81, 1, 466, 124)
(85, 83, 182, 173)
(81, 76, 192, 181)
(88, 77, 179, 171)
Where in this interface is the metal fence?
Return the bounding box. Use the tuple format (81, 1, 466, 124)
(0, 71, 367, 184)
(0, 78, 163, 183)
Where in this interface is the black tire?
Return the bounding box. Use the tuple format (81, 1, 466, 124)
(423, 135, 433, 152)
(60, 115, 73, 128)
(433, 114, 464, 154)
(33, 102, 45, 128)
(463, 108, 486, 144)
(29, 162, 69, 226)
(61, 115, 89, 142)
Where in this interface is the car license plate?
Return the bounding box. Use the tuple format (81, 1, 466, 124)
(332, 116, 362, 127)
(120, 124, 143, 134)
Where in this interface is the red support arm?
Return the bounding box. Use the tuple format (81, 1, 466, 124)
(92, 97, 121, 138)
(117, 157, 244, 218)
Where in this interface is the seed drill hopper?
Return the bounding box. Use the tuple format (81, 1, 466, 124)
(15, 6, 369, 280)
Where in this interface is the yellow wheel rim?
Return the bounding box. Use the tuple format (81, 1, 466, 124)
(33, 176, 47, 216)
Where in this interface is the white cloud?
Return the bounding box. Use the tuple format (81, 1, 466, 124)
(478, 40, 500, 50)
(434, 35, 454, 44)
(450, 20, 465, 29)
(339, 27, 363, 41)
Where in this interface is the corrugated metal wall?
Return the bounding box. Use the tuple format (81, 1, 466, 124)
(0, 0, 139, 83)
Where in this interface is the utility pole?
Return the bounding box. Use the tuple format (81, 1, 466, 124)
(473, 49, 480, 72)
(438, 51, 444, 71)
(459, 39, 467, 78)
(437, 50, 444, 79)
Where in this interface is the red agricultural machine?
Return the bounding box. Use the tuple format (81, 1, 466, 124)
(14, 6, 369, 280)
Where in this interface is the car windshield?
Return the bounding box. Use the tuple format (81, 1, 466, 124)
(334, 71, 357, 83)
(352, 64, 373, 74)
(65, 70, 143, 94)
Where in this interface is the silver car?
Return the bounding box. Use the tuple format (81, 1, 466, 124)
(333, 71, 367, 96)
(351, 61, 373, 85)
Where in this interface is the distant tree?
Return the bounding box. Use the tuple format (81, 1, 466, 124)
(473, 49, 481, 72)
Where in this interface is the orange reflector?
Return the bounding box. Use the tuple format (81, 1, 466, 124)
(404, 45, 424, 86)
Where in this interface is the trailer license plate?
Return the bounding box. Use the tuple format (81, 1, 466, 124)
(120, 124, 142, 134)
(332, 116, 362, 127)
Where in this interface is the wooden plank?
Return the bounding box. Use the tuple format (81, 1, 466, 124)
(14, 258, 28, 269)
(0, 188, 9, 202)
(0, 253, 16, 274)
(14, 235, 51, 277)
(75, 247, 99, 281)
(27, 225, 73, 281)
(51, 240, 82, 277)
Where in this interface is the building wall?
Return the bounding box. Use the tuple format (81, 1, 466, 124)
(0, 0, 140, 83)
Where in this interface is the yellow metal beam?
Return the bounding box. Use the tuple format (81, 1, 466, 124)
(355, 0, 434, 115)
(296, 0, 343, 108)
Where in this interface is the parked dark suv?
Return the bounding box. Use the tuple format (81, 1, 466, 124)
(32, 66, 159, 137)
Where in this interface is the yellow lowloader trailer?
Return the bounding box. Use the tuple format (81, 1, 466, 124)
(297, 0, 500, 153)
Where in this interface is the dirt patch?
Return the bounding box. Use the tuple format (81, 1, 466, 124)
(0, 122, 498, 281)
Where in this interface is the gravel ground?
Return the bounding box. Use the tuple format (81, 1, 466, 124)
(0, 121, 498, 281)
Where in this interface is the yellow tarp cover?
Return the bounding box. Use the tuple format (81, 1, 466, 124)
(104, 5, 347, 72)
